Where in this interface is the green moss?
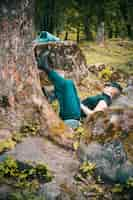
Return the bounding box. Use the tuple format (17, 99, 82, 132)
(112, 184, 124, 193)
(74, 161, 96, 184)
(0, 156, 53, 190)
(111, 178, 133, 194)
(12, 120, 41, 144)
(98, 66, 113, 81)
(79, 161, 96, 177)
(0, 138, 16, 154)
(126, 177, 133, 188)
(0, 120, 41, 154)
(73, 124, 87, 150)
(12, 133, 23, 143)
(20, 121, 40, 136)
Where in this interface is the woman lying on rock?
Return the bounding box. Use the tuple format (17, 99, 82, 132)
(36, 51, 122, 129)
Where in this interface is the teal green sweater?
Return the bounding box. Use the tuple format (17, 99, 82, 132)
(48, 70, 81, 120)
(48, 70, 112, 120)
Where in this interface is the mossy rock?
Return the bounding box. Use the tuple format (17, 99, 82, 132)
(78, 108, 133, 184)
(0, 155, 53, 197)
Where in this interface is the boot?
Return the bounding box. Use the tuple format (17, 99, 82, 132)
(37, 50, 51, 73)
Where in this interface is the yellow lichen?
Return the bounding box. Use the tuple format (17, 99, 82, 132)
(51, 100, 59, 114)
(99, 66, 113, 81)
(49, 121, 67, 136)
(0, 156, 53, 190)
(0, 138, 16, 153)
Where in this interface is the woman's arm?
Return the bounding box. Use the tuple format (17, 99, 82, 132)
(94, 100, 108, 111)
(81, 100, 108, 117)
(80, 103, 93, 116)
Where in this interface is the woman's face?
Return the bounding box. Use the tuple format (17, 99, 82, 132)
(103, 86, 120, 98)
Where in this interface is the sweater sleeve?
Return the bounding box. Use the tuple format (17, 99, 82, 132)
(81, 96, 97, 107)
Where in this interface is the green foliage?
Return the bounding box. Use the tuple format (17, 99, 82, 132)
(99, 66, 113, 81)
(12, 132, 23, 143)
(34, 0, 133, 41)
(0, 121, 41, 154)
(12, 120, 40, 144)
(79, 161, 96, 177)
(34, 163, 53, 182)
(73, 125, 86, 150)
(20, 121, 40, 136)
(74, 161, 96, 184)
(126, 177, 133, 188)
(112, 184, 124, 193)
(8, 190, 44, 200)
(74, 125, 86, 139)
(34, 0, 76, 33)
(0, 139, 16, 153)
(111, 177, 133, 194)
(74, 161, 105, 199)
(0, 156, 53, 190)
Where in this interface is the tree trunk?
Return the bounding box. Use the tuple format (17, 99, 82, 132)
(127, 24, 133, 39)
(108, 27, 113, 38)
(96, 22, 105, 46)
(64, 31, 68, 40)
(0, 0, 73, 149)
(83, 16, 93, 41)
(76, 27, 80, 43)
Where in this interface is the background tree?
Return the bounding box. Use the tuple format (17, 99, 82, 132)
(34, 0, 133, 41)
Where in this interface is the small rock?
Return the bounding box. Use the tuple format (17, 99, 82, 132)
(111, 94, 133, 108)
(0, 129, 11, 142)
(78, 141, 103, 163)
(39, 181, 61, 200)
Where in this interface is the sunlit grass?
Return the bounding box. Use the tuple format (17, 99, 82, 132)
(59, 31, 133, 74)
(80, 39, 133, 74)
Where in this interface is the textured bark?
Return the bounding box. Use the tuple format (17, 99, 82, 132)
(76, 27, 80, 43)
(83, 16, 93, 41)
(0, 0, 73, 149)
(64, 31, 68, 40)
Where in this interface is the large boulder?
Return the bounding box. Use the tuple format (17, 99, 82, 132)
(0, 136, 81, 199)
(78, 140, 133, 183)
(78, 108, 133, 183)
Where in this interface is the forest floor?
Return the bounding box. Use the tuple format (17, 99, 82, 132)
(0, 38, 133, 199)
(80, 38, 133, 75)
